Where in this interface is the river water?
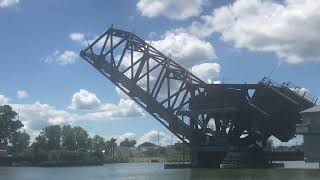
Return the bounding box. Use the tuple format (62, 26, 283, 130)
(0, 162, 319, 180)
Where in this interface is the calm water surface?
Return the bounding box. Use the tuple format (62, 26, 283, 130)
(1, 162, 320, 180)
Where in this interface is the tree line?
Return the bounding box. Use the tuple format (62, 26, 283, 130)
(0, 105, 137, 164)
(1, 104, 189, 165)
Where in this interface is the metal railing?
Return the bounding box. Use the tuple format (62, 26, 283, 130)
(260, 77, 318, 104)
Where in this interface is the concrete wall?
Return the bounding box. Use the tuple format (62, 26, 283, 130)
(301, 112, 320, 133)
(0, 156, 12, 166)
(304, 134, 320, 162)
(0, 150, 8, 157)
(300, 111, 320, 162)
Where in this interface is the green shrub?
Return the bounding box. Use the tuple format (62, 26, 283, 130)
(60, 150, 77, 161)
(48, 150, 60, 161)
(78, 151, 91, 162)
(33, 150, 48, 162)
(16, 149, 33, 162)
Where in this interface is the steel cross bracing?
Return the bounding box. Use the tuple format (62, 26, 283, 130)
(80, 26, 207, 144)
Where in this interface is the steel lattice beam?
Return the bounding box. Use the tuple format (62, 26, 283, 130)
(80, 26, 207, 144)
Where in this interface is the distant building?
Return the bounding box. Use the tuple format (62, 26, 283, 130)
(265, 139, 273, 151)
(0, 146, 12, 166)
(0, 144, 8, 157)
(138, 145, 159, 152)
(297, 105, 320, 162)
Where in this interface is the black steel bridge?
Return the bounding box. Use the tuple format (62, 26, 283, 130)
(80, 25, 318, 168)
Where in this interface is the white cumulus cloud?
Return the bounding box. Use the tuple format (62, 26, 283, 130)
(137, 130, 174, 146)
(115, 87, 129, 99)
(44, 50, 78, 66)
(69, 32, 113, 49)
(189, 0, 320, 64)
(118, 132, 137, 143)
(191, 63, 221, 83)
(0, 94, 9, 105)
(137, 0, 206, 20)
(85, 99, 144, 120)
(11, 102, 77, 132)
(69, 32, 85, 42)
(1, 89, 146, 140)
(17, 90, 29, 99)
(69, 89, 144, 119)
(8, 98, 143, 139)
(0, 0, 19, 8)
(152, 30, 217, 68)
(151, 30, 221, 85)
(69, 89, 102, 110)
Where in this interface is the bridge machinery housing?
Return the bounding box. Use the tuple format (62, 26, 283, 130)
(80, 25, 318, 168)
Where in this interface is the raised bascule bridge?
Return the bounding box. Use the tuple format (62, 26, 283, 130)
(80, 26, 318, 168)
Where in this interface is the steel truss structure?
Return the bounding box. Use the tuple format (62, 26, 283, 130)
(80, 26, 209, 144)
(80, 25, 317, 167)
(104, 138, 121, 158)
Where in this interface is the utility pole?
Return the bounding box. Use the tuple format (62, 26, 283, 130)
(157, 131, 160, 158)
(157, 131, 160, 146)
(182, 116, 185, 164)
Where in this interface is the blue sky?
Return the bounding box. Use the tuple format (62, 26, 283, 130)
(1, 0, 319, 145)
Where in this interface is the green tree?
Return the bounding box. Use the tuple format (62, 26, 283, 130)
(0, 105, 23, 147)
(61, 125, 76, 150)
(119, 138, 136, 147)
(92, 135, 105, 151)
(33, 131, 48, 151)
(44, 125, 62, 150)
(87, 137, 93, 150)
(73, 126, 89, 150)
(9, 131, 30, 154)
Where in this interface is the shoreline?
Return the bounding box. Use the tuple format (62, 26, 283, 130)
(11, 161, 104, 167)
(5, 161, 319, 169)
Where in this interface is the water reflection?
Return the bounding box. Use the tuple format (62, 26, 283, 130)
(0, 163, 319, 180)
